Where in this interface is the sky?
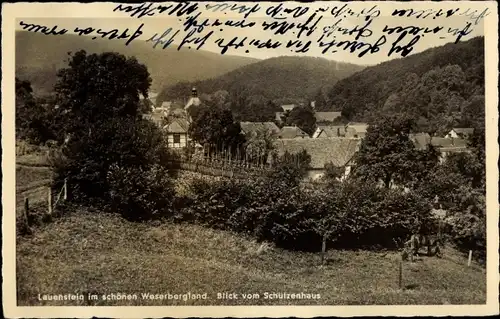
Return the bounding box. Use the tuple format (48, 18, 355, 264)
(13, 1, 489, 65)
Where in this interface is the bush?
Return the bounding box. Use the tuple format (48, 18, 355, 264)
(54, 117, 175, 219)
(183, 177, 252, 228)
(445, 186, 486, 259)
(107, 164, 175, 221)
(176, 167, 437, 252)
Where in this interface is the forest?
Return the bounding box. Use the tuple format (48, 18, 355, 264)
(158, 56, 364, 121)
(322, 37, 485, 135)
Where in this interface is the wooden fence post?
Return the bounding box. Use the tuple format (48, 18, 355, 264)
(24, 197, 30, 229)
(64, 178, 68, 200)
(321, 234, 327, 265)
(398, 258, 403, 290)
(47, 187, 52, 215)
(468, 250, 473, 267)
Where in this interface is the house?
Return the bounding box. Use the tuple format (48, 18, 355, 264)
(410, 133, 470, 162)
(445, 128, 474, 139)
(240, 122, 280, 137)
(277, 126, 310, 139)
(314, 111, 342, 123)
(273, 137, 362, 180)
(142, 112, 165, 127)
(313, 125, 346, 138)
(163, 118, 189, 148)
(345, 122, 369, 138)
(281, 104, 296, 112)
(156, 101, 172, 112)
(161, 87, 202, 148)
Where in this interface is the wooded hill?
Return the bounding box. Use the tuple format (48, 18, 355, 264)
(158, 56, 364, 108)
(322, 37, 485, 134)
(16, 31, 258, 95)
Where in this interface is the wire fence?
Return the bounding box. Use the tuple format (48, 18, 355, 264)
(17, 178, 69, 235)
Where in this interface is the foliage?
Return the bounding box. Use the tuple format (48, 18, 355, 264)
(354, 114, 438, 188)
(179, 157, 435, 252)
(55, 117, 171, 202)
(158, 56, 363, 121)
(51, 51, 176, 220)
(54, 50, 151, 137)
(106, 163, 175, 221)
(16, 78, 57, 144)
(188, 105, 246, 153)
(323, 162, 345, 181)
(326, 37, 484, 134)
(284, 106, 317, 136)
(244, 128, 277, 164)
(269, 150, 311, 186)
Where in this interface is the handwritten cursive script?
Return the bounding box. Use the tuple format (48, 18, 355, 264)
(18, 1, 489, 59)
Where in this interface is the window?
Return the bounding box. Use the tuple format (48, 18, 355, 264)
(173, 134, 181, 143)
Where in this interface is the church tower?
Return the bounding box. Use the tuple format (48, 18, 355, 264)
(185, 87, 201, 111)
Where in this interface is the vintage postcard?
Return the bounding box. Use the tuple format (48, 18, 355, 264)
(2, 0, 499, 317)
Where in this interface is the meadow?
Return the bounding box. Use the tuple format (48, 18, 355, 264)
(14, 143, 486, 306)
(16, 207, 486, 306)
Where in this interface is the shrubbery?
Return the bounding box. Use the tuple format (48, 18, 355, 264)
(53, 117, 176, 220)
(107, 163, 175, 221)
(175, 165, 437, 252)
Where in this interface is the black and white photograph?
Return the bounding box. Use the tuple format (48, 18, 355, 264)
(3, 1, 499, 317)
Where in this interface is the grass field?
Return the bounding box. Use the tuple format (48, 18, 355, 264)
(16, 208, 486, 306)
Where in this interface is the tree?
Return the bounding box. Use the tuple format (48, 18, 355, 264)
(54, 50, 151, 137)
(353, 114, 436, 188)
(52, 51, 173, 220)
(188, 106, 245, 154)
(244, 128, 277, 164)
(313, 87, 328, 110)
(285, 106, 317, 136)
(461, 95, 485, 128)
(16, 78, 57, 144)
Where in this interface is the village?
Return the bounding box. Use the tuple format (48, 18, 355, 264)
(142, 87, 474, 181)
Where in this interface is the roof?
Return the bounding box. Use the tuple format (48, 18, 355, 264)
(164, 118, 189, 133)
(185, 97, 201, 110)
(240, 122, 280, 135)
(409, 133, 431, 150)
(346, 122, 369, 133)
(451, 128, 474, 135)
(431, 137, 468, 148)
(316, 125, 346, 138)
(281, 104, 296, 112)
(142, 113, 166, 127)
(274, 137, 362, 169)
(314, 112, 342, 123)
(278, 126, 310, 139)
(410, 134, 468, 150)
(159, 101, 171, 109)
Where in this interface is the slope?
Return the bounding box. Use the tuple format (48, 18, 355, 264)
(159, 56, 364, 106)
(17, 207, 485, 306)
(323, 37, 484, 132)
(15, 31, 259, 95)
